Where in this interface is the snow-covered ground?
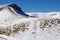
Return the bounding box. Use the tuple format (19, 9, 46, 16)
(0, 12, 60, 40)
(0, 4, 60, 40)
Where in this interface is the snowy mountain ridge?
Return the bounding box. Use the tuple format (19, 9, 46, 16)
(27, 12, 60, 19)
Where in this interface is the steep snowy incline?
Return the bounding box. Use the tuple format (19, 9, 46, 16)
(0, 4, 29, 28)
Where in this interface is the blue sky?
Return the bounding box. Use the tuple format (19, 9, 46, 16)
(0, 0, 60, 12)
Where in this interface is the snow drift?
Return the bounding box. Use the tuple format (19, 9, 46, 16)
(0, 4, 60, 40)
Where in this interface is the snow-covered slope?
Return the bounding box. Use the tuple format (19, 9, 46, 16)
(0, 4, 60, 40)
(0, 12, 60, 40)
(0, 4, 29, 28)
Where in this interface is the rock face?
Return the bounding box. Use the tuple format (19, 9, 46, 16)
(8, 4, 29, 16)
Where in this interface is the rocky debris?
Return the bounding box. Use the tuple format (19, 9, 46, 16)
(0, 21, 30, 36)
(39, 18, 60, 30)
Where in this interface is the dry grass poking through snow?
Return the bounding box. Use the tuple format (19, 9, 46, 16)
(0, 18, 60, 37)
(39, 18, 60, 30)
(0, 21, 30, 36)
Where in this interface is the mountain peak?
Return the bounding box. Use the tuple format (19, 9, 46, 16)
(0, 3, 29, 16)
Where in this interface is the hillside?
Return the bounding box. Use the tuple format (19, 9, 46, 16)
(0, 4, 60, 40)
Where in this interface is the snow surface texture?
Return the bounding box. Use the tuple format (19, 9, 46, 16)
(0, 4, 60, 40)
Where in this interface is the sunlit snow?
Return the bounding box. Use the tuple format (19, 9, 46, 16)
(0, 4, 60, 40)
